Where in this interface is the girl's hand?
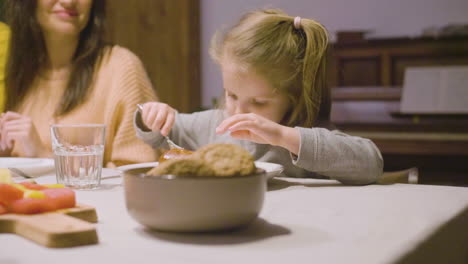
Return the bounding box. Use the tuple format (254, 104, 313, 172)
(216, 113, 300, 154)
(0, 112, 46, 157)
(140, 102, 176, 136)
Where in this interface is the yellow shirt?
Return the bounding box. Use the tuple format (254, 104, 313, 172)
(0, 22, 9, 112)
(13, 46, 159, 167)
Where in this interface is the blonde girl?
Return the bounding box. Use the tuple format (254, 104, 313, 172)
(136, 9, 383, 184)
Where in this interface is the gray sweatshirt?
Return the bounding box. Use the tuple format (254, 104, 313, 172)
(134, 109, 383, 185)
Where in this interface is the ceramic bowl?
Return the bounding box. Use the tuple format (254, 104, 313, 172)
(123, 166, 266, 232)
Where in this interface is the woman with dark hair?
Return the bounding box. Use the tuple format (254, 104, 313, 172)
(0, 0, 159, 167)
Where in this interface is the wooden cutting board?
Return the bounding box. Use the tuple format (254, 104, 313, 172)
(0, 204, 98, 248)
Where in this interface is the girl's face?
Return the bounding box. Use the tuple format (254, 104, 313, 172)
(221, 60, 291, 123)
(36, 0, 93, 36)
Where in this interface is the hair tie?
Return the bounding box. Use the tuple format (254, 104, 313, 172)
(294, 16, 302, 29)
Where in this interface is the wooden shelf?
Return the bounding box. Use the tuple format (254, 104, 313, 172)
(327, 36, 468, 88)
(332, 86, 401, 101)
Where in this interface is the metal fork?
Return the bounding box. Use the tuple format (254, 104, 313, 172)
(136, 104, 183, 150)
(9, 168, 33, 179)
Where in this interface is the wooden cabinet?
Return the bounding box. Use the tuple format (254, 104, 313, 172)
(327, 36, 468, 185)
(328, 36, 468, 88)
(330, 87, 468, 186)
(331, 87, 468, 186)
(106, 0, 200, 113)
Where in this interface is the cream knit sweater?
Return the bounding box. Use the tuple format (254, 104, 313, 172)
(12, 46, 158, 167)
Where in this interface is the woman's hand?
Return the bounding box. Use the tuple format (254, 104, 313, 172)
(216, 113, 300, 155)
(0, 112, 46, 157)
(140, 102, 176, 136)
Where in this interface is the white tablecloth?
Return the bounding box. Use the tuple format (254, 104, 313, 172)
(1, 171, 467, 264)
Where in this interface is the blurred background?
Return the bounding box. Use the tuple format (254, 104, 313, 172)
(1, 0, 468, 186)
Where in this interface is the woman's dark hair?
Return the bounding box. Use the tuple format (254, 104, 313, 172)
(4, 0, 106, 115)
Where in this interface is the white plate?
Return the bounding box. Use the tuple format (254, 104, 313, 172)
(101, 168, 122, 179)
(0, 158, 55, 178)
(117, 162, 159, 173)
(117, 161, 284, 180)
(255, 161, 284, 179)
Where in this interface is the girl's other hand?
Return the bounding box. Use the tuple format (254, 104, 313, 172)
(216, 113, 300, 154)
(0, 112, 45, 157)
(140, 102, 176, 136)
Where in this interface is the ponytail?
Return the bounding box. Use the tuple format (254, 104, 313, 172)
(291, 18, 328, 127)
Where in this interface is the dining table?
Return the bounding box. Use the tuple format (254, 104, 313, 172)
(1, 169, 467, 264)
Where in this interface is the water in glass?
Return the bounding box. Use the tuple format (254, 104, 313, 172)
(51, 124, 106, 189)
(54, 144, 104, 189)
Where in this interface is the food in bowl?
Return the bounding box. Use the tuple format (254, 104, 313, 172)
(148, 143, 256, 177)
(158, 148, 193, 163)
(149, 158, 216, 177)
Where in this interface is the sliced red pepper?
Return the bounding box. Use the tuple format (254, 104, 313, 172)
(0, 183, 24, 205)
(19, 182, 47, 190)
(9, 188, 76, 214)
(43, 188, 76, 209)
(9, 198, 57, 214)
(1, 182, 77, 214)
(0, 202, 8, 214)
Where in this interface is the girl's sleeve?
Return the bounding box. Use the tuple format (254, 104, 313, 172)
(135, 110, 222, 151)
(134, 111, 167, 149)
(292, 127, 383, 184)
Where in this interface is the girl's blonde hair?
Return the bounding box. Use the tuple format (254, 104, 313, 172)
(210, 9, 330, 128)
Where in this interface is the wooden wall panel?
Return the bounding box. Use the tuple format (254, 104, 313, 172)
(106, 0, 200, 113)
(338, 57, 380, 86)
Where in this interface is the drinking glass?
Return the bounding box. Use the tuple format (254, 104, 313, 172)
(50, 124, 106, 189)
